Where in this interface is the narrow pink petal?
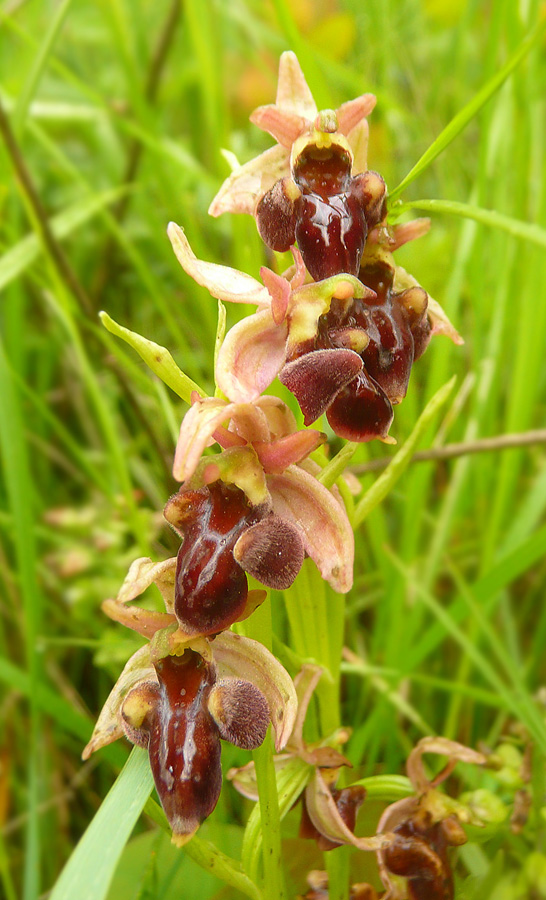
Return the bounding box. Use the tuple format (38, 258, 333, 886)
(208, 144, 290, 217)
(253, 429, 326, 473)
(173, 398, 235, 481)
(275, 51, 317, 119)
(260, 266, 291, 324)
(388, 218, 431, 250)
(289, 245, 307, 288)
(168, 222, 271, 306)
(102, 599, 176, 639)
(267, 465, 354, 593)
(250, 106, 309, 149)
(212, 425, 247, 449)
(216, 309, 288, 402)
(336, 94, 377, 135)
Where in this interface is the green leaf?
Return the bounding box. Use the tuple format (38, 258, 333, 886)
(99, 311, 205, 403)
(388, 15, 546, 203)
(49, 748, 154, 900)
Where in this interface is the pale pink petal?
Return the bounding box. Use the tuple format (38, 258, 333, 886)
(255, 395, 298, 437)
(102, 599, 176, 639)
(276, 51, 317, 119)
(168, 222, 271, 306)
(305, 769, 390, 852)
(347, 118, 370, 175)
(173, 398, 234, 481)
(260, 266, 291, 324)
(388, 218, 431, 250)
(213, 631, 297, 751)
(216, 309, 288, 402)
(250, 106, 309, 149)
(208, 144, 290, 217)
(227, 402, 271, 443)
(267, 465, 354, 593)
(82, 646, 156, 759)
(254, 429, 326, 473)
(336, 94, 377, 135)
(116, 557, 177, 613)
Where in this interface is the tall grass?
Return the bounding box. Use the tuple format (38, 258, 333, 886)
(1, 1, 545, 897)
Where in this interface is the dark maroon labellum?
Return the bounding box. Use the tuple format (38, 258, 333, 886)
(383, 815, 466, 900)
(255, 143, 386, 283)
(174, 482, 264, 636)
(133, 652, 222, 839)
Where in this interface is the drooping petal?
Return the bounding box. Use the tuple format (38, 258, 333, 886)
(233, 514, 305, 589)
(172, 398, 235, 482)
(208, 144, 290, 217)
(207, 678, 270, 749)
(102, 598, 176, 639)
(267, 465, 354, 593)
(216, 309, 288, 402)
(305, 769, 390, 852)
(116, 556, 177, 613)
(280, 349, 363, 425)
(212, 631, 297, 751)
(275, 51, 317, 119)
(253, 429, 326, 472)
(82, 646, 156, 759)
(168, 222, 272, 307)
(407, 737, 487, 795)
(336, 94, 377, 136)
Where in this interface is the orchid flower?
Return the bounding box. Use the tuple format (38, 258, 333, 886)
(228, 665, 389, 854)
(83, 559, 297, 845)
(209, 51, 376, 218)
(377, 737, 488, 900)
(169, 389, 355, 605)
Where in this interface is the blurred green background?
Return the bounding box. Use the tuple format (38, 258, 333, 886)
(1, 0, 545, 897)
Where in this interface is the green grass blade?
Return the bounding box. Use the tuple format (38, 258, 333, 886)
(0, 186, 129, 292)
(49, 748, 154, 900)
(390, 199, 546, 249)
(12, 0, 74, 133)
(388, 14, 546, 203)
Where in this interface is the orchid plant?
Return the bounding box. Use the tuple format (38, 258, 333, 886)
(84, 52, 509, 899)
